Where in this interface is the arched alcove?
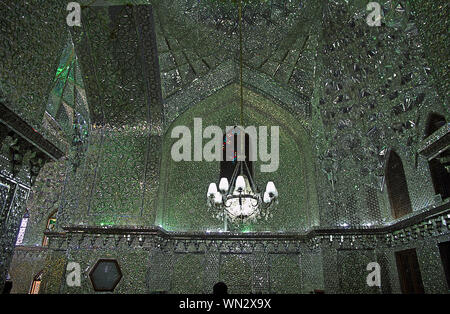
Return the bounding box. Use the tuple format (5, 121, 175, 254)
(428, 154, 450, 200)
(156, 83, 318, 232)
(29, 271, 43, 294)
(42, 210, 57, 247)
(424, 112, 450, 199)
(385, 150, 412, 219)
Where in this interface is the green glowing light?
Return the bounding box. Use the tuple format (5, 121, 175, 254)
(99, 220, 115, 227)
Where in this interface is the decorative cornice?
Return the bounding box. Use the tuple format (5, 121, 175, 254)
(13, 246, 48, 252)
(0, 103, 65, 160)
(41, 202, 450, 253)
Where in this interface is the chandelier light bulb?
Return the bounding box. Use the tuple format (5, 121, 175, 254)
(265, 181, 278, 198)
(235, 175, 246, 192)
(219, 177, 229, 193)
(263, 191, 271, 203)
(207, 183, 218, 198)
(214, 192, 223, 204)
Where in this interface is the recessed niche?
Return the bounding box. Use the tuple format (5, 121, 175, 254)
(89, 259, 122, 292)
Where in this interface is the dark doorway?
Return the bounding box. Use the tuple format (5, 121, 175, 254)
(220, 128, 253, 182)
(30, 271, 43, 294)
(385, 151, 412, 219)
(428, 149, 450, 200)
(395, 249, 424, 294)
(424, 112, 446, 138)
(213, 282, 228, 295)
(438, 241, 450, 289)
(2, 273, 12, 294)
(424, 113, 450, 199)
(2, 281, 12, 294)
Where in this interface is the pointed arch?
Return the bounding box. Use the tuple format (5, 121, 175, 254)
(423, 113, 450, 199)
(42, 209, 57, 247)
(385, 150, 412, 219)
(428, 152, 450, 200)
(157, 83, 319, 231)
(29, 270, 43, 294)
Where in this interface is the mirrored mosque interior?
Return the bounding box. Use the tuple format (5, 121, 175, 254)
(0, 0, 449, 294)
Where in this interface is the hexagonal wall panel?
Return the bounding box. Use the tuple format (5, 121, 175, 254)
(89, 259, 122, 292)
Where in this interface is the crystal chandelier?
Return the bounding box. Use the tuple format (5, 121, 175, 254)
(205, 0, 278, 229)
(207, 159, 278, 226)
